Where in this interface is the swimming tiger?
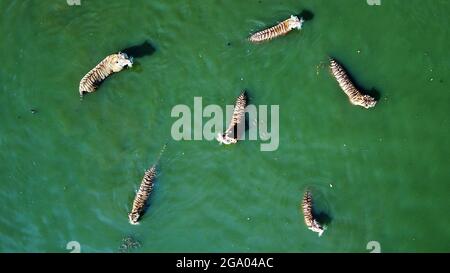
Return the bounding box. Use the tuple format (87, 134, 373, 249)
(329, 58, 377, 109)
(128, 165, 156, 225)
(217, 91, 248, 145)
(79, 52, 133, 96)
(249, 15, 304, 43)
(302, 190, 325, 237)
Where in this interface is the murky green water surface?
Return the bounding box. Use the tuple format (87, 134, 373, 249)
(0, 0, 449, 252)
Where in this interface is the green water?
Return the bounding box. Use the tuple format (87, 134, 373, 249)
(0, 0, 449, 253)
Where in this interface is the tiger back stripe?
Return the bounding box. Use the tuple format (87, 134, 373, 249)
(329, 58, 360, 99)
(329, 58, 377, 109)
(302, 191, 314, 227)
(79, 52, 133, 96)
(249, 15, 304, 43)
(79, 57, 111, 93)
(128, 165, 157, 225)
(250, 20, 289, 42)
(301, 190, 325, 237)
(225, 91, 248, 135)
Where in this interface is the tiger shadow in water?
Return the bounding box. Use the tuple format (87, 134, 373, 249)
(313, 210, 332, 226)
(296, 9, 315, 22)
(121, 41, 156, 59)
(330, 57, 381, 102)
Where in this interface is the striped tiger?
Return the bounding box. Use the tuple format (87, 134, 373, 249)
(217, 91, 248, 145)
(128, 165, 156, 225)
(79, 52, 133, 96)
(329, 58, 377, 109)
(302, 190, 325, 237)
(249, 15, 304, 43)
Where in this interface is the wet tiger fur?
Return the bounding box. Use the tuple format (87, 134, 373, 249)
(249, 15, 304, 43)
(217, 91, 248, 145)
(329, 58, 377, 109)
(128, 165, 156, 225)
(79, 52, 133, 96)
(302, 190, 325, 237)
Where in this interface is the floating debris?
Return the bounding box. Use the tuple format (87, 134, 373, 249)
(118, 235, 142, 253)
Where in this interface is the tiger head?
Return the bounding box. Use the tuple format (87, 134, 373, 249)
(128, 212, 140, 225)
(111, 52, 133, 72)
(288, 15, 304, 30)
(310, 220, 326, 237)
(357, 95, 377, 109)
(216, 133, 238, 145)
